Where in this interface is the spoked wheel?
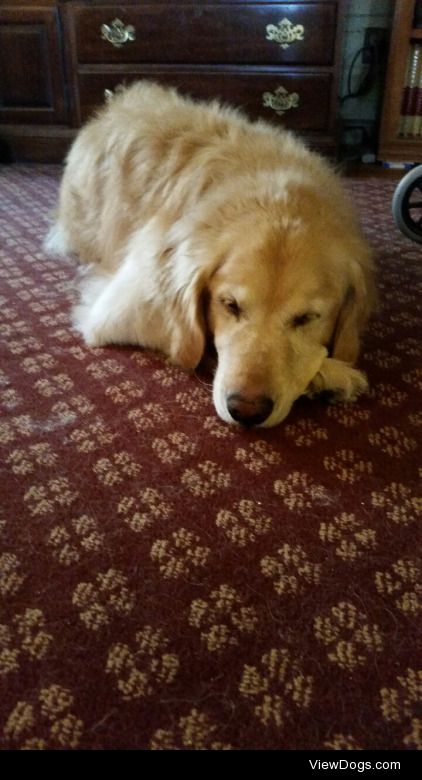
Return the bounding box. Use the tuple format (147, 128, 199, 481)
(392, 165, 422, 243)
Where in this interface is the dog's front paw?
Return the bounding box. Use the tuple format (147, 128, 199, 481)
(72, 305, 108, 347)
(307, 358, 369, 404)
(80, 328, 106, 348)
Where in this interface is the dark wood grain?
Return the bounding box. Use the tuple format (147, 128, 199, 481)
(73, 3, 337, 66)
(0, 7, 67, 124)
(78, 69, 332, 131)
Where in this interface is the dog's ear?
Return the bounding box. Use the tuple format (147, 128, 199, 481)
(168, 274, 207, 370)
(331, 256, 376, 365)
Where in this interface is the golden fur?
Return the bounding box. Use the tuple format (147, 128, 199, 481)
(45, 81, 375, 427)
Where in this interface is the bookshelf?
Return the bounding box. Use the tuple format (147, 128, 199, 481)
(378, 0, 422, 163)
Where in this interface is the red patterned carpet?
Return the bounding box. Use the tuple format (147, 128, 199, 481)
(0, 165, 420, 751)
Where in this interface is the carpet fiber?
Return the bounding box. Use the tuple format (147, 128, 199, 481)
(0, 165, 420, 750)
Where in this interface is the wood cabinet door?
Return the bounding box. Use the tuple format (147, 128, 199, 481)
(0, 7, 67, 124)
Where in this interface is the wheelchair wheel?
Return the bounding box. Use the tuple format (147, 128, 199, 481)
(392, 165, 422, 243)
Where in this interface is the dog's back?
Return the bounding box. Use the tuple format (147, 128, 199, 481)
(45, 80, 340, 270)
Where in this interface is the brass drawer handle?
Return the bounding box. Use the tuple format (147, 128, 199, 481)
(100, 18, 135, 48)
(266, 18, 305, 49)
(262, 86, 300, 116)
(104, 85, 125, 102)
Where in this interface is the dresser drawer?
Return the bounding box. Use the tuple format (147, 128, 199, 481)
(78, 71, 332, 131)
(72, 3, 337, 66)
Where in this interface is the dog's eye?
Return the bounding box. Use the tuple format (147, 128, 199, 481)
(292, 312, 320, 327)
(223, 298, 241, 318)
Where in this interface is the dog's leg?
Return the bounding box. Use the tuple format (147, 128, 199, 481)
(73, 254, 154, 348)
(306, 357, 368, 403)
(43, 222, 73, 256)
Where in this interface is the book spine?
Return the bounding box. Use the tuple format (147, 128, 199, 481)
(414, 57, 422, 137)
(400, 43, 422, 136)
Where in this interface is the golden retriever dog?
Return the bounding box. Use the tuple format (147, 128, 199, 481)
(45, 81, 375, 428)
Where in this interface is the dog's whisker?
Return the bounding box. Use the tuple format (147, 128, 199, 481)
(193, 374, 214, 392)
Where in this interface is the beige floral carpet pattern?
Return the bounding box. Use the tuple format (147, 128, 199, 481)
(0, 165, 420, 750)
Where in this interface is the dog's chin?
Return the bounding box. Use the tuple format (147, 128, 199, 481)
(253, 402, 294, 429)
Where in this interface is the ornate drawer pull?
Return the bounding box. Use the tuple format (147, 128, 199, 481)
(266, 18, 305, 49)
(100, 18, 135, 48)
(104, 85, 125, 102)
(262, 86, 300, 116)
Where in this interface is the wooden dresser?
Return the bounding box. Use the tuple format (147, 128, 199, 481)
(1, 0, 346, 162)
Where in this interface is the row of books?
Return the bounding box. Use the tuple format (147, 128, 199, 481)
(399, 42, 422, 137)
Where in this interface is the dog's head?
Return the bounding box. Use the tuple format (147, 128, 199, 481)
(167, 190, 374, 428)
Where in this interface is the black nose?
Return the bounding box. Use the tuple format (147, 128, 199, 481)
(226, 393, 274, 427)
